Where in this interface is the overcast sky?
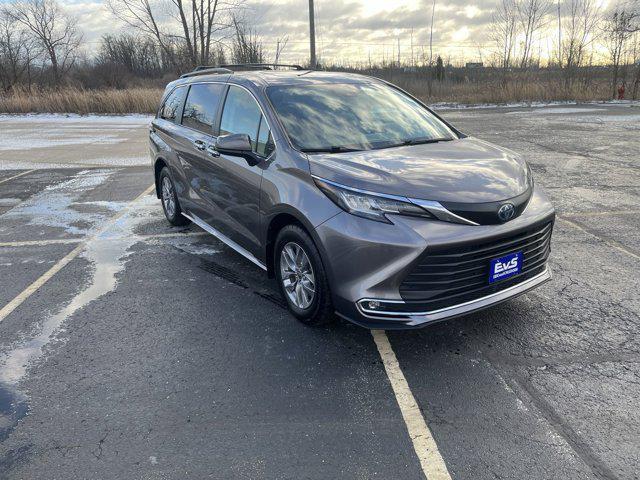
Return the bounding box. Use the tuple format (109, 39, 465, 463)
(66, 0, 616, 65)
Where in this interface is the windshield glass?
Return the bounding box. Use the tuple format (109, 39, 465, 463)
(266, 83, 457, 152)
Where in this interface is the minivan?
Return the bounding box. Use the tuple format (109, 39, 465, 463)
(150, 64, 554, 329)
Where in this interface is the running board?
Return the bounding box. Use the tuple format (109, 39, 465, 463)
(182, 212, 267, 271)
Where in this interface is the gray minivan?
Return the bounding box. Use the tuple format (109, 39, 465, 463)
(150, 64, 554, 329)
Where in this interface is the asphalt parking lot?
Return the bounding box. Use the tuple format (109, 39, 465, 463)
(0, 103, 638, 479)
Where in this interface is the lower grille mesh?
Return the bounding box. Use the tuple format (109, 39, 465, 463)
(399, 222, 552, 312)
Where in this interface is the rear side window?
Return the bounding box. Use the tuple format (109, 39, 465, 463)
(159, 86, 186, 122)
(181, 83, 225, 134)
(219, 86, 263, 150)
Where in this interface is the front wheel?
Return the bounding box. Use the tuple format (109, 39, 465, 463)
(275, 225, 334, 326)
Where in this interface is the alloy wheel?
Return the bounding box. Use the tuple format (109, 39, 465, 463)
(279, 242, 316, 309)
(161, 176, 176, 218)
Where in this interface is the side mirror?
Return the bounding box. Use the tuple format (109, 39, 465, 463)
(215, 133, 261, 166)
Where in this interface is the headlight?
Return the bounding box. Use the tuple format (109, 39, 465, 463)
(313, 177, 434, 223)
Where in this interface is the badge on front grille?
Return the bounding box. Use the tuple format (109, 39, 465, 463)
(489, 251, 523, 283)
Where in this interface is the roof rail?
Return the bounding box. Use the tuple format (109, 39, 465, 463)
(219, 63, 306, 71)
(180, 67, 232, 79)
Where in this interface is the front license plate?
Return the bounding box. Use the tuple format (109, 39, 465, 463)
(489, 251, 523, 283)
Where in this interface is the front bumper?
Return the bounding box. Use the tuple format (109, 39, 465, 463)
(314, 186, 555, 329)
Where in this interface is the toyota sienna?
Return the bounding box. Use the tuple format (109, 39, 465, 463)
(150, 64, 555, 329)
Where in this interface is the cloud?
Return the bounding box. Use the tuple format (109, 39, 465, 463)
(60, 0, 501, 64)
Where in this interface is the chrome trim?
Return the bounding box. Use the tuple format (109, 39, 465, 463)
(408, 198, 479, 226)
(312, 175, 415, 203)
(182, 212, 267, 271)
(311, 175, 478, 225)
(357, 267, 551, 326)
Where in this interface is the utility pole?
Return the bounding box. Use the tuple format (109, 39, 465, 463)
(308, 0, 317, 69)
(557, 0, 562, 68)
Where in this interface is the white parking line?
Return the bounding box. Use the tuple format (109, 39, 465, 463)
(0, 184, 155, 324)
(0, 239, 84, 247)
(0, 231, 208, 248)
(372, 330, 452, 480)
(0, 169, 36, 185)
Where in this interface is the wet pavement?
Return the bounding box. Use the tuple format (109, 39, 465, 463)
(0, 104, 638, 479)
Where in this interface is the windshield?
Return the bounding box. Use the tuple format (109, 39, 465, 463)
(266, 83, 457, 152)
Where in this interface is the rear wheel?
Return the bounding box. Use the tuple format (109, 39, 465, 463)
(159, 167, 190, 226)
(275, 225, 334, 326)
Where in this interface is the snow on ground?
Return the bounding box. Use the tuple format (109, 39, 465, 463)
(0, 114, 153, 124)
(431, 100, 640, 111)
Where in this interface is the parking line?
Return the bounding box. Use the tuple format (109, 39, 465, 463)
(372, 330, 452, 480)
(0, 239, 84, 247)
(0, 169, 36, 185)
(0, 232, 207, 248)
(557, 216, 640, 261)
(0, 184, 155, 324)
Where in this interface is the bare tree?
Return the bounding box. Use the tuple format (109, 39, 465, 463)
(230, 14, 263, 64)
(517, 0, 551, 68)
(99, 34, 164, 77)
(603, 6, 639, 97)
(107, 0, 238, 69)
(429, 0, 436, 66)
(560, 0, 601, 87)
(2, 0, 82, 84)
(492, 0, 519, 69)
(0, 12, 38, 90)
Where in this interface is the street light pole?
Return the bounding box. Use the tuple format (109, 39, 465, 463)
(308, 0, 317, 69)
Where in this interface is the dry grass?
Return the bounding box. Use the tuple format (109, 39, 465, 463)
(387, 74, 614, 105)
(0, 87, 164, 114)
(0, 77, 615, 115)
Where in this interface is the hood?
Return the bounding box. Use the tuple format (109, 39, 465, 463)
(308, 137, 531, 204)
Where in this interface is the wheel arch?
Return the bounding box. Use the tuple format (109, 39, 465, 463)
(264, 206, 331, 280)
(154, 158, 168, 198)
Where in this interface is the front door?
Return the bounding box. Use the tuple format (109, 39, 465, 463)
(207, 85, 274, 259)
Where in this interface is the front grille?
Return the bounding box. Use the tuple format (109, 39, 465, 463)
(399, 221, 552, 311)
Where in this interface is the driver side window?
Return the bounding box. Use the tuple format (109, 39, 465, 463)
(220, 86, 274, 157)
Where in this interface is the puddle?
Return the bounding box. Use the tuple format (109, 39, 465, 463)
(0, 195, 158, 440)
(1, 170, 125, 236)
(0, 384, 28, 442)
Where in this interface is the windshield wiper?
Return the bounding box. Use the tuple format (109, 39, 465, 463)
(373, 137, 455, 150)
(301, 146, 364, 153)
(403, 137, 454, 145)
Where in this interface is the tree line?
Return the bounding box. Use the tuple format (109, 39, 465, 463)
(0, 0, 270, 91)
(0, 0, 639, 99)
(491, 0, 639, 96)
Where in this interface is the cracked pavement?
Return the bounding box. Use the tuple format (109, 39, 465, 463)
(0, 104, 638, 479)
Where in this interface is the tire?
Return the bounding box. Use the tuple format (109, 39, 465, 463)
(274, 224, 334, 326)
(159, 167, 190, 226)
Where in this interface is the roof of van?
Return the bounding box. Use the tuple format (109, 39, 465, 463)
(168, 69, 382, 90)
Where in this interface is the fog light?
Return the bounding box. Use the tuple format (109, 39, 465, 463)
(367, 300, 380, 310)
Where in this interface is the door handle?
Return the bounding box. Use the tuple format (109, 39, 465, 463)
(193, 139, 206, 151)
(206, 144, 220, 157)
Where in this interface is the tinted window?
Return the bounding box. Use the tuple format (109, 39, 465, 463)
(266, 83, 456, 152)
(256, 116, 274, 157)
(181, 83, 225, 134)
(160, 86, 186, 122)
(219, 86, 262, 149)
